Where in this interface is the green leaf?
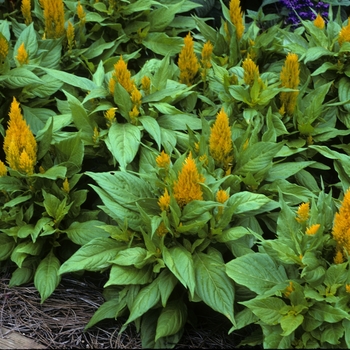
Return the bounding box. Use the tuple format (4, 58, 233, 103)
(280, 313, 304, 336)
(240, 297, 286, 325)
(32, 165, 67, 180)
(320, 322, 344, 345)
(105, 123, 141, 169)
(9, 257, 38, 287)
(157, 269, 178, 307)
(181, 200, 218, 221)
(0, 67, 43, 88)
(226, 253, 288, 294)
(308, 302, 350, 323)
(0, 234, 16, 261)
(304, 46, 332, 64)
(142, 32, 184, 56)
(193, 251, 235, 324)
(157, 114, 202, 131)
(216, 226, 256, 244)
(109, 247, 155, 268)
(65, 220, 111, 245)
(59, 237, 124, 274)
(139, 115, 162, 150)
(155, 299, 187, 342)
(85, 298, 124, 330)
(234, 142, 283, 176)
(105, 264, 153, 286)
(39, 67, 97, 90)
(163, 245, 196, 298)
(227, 191, 275, 215)
(112, 82, 132, 119)
(34, 250, 61, 303)
(265, 161, 316, 182)
(124, 278, 161, 325)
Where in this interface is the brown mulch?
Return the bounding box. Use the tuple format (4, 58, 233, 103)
(0, 263, 251, 349)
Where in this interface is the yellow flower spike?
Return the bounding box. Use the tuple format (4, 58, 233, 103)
(346, 284, 350, 293)
(141, 76, 151, 94)
(39, 165, 45, 174)
(295, 202, 310, 223)
(334, 248, 344, 264)
(305, 224, 320, 236)
(16, 42, 29, 65)
(178, 32, 200, 86)
(3, 97, 37, 175)
(92, 126, 99, 143)
(0, 160, 7, 177)
(158, 188, 170, 212)
(229, 0, 245, 41)
(66, 21, 75, 52)
(242, 56, 260, 87)
(209, 108, 233, 170)
(201, 41, 213, 70)
(314, 13, 325, 29)
(130, 85, 142, 108)
(21, 0, 32, 25)
(110, 56, 134, 95)
(283, 281, 294, 298)
(77, 1, 86, 25)
(216, 189, 229, 216)
(338, 17, 350, 46)
(280, 53, 300, 115)
(104, 108, 116, 127)
(0, 34, 9, 63)
(173, 152, 204, 208)
(332, 189, 350, 256)
(62, 178, 70, 193)
(129, 105, 140, 121)
(156, 150, 170, 168)
(156, 221, 168, 237)
(42, 0, 65, 39)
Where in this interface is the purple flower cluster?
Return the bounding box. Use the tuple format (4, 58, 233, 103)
(280, 0, 329, 26)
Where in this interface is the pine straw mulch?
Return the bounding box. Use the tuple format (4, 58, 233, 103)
(0, 264, 255, 349)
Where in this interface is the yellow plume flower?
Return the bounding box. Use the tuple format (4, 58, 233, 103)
(178, 32, 200, 86)
(229, 0, 244, 41)
(283, 281, 294, 298)
(62, 178, 70, 193)
(158, 188, 170, 212)
(42, 0, 65, 39)
(314, 13, 325, 30)
(77, 1, 86, 25)
(3, 97, 37, 175)
(16, 43, 29, 65)
(21, 0, 32, 26)
(338, 17, 350, 46)
(156, 150, 170, 168)
(242, 56, 260, 86)
(201, 40, 213, 82)
(334, 248, 344, 264)
(209, 108, 233, 170)
(104, 108, 116, 127)
(216, 189, 229, 216)
(346, 284, 350, 293)
(0, 34, 9, 63)
(0, 160, 7, 177)
(296, 202, 310, 223)
(66, 21, 75, 52)
(332, 189, 350, 256)
(109, 56, 134, 95)
(305, 224, 320, 236)
(141, 76, 151, 94)
(173, 152, 204, 208)
(280, 53, 300, 115)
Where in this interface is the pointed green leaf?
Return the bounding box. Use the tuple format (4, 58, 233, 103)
(59, 237, 124, 274)
(193, 251, 235, 324)
(226, 253, 288, 294)
(105, 123, 141, 169)
(34, 250, 61, 303)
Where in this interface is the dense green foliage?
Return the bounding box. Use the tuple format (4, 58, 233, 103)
(2, 0, 350, 348)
